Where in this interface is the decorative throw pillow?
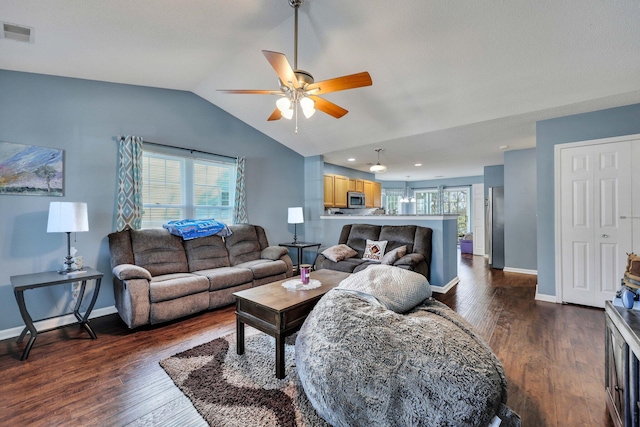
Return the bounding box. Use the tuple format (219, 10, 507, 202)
(322, 244, 358, 263)
(337, 264, 432, 313)
(362, 239, 388, 262)
(381, 245, 407, 265)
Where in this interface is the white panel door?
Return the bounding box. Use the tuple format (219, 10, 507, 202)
(560, 141, 633, 307)
(472, 183, 485, 255)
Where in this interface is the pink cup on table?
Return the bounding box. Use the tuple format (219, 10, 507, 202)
(300, 264, 311, 284)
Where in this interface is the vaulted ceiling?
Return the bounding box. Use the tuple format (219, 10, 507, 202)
(2, 0, 640, 180)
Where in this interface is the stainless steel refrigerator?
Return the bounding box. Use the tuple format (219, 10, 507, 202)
(485, 187, 505, 269)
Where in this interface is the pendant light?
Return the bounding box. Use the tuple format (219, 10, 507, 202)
(370, 148, 387, 173)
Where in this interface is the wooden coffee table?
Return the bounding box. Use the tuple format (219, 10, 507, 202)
(234, 269, 351, 379)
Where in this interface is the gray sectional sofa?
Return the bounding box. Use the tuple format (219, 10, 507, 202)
(314, 224, 433, 281)
(108, 224, 293, 328)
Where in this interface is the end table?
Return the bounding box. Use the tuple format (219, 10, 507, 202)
(10, 267, 103, 360)
(279, 242, 321, 273)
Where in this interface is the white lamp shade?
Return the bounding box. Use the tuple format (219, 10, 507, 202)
(370, 163, 387, 173)
(288, 207, 304, 224)
(47, 202, 89, 233)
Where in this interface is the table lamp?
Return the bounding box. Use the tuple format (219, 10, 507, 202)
(47, 202, 89, 274)
(288, 207, 304, 244)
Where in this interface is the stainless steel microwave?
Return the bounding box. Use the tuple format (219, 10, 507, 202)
(347, 191, 366, 208)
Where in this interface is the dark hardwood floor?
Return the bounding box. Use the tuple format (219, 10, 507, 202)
(0, 253, 614, 426)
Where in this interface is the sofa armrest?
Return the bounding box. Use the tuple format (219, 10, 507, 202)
(394, 253, 425, 267)
(261, 246, 289, 261)
(112, 263, 153, 281)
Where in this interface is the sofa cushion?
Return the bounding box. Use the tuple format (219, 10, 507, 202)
(379, 225, 417, 254)
(183, 234, 230, 272)
(194, 267, 254, 291)
(234, 259, 288, 280)
(343, 224, 382, 257)
(108, 229, 135, 269)
(149, 273, 210, 303)
(318, 256, 369, 274)
(130, 229, 189, 276)
(322, 244, 358, 263)
(225, 224, 263, 265)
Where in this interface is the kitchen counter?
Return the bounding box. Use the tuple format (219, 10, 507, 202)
(320, 214, 458, 220)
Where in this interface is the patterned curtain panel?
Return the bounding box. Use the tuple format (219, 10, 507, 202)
(233, 156, 248, 224)
(116, 135, 143, 231)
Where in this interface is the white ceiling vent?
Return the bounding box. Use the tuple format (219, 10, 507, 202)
(1, 22, 34, 43)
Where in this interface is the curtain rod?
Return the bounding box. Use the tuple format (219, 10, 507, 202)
(142, 140, 238, 161)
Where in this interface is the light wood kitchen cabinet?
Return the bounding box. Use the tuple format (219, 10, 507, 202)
(364, 180, 374, 208)
(325, 174, 381, 209)
(324, 175, 335, 207)
(334, 175, 349, 208)
(373, 182, 382, 208)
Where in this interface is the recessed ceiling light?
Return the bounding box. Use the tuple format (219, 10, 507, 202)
(414, 163, 422, 167)
(435, 175, 444, 178)
(499, 145, 509, 150)
(347, 158, 355, 162)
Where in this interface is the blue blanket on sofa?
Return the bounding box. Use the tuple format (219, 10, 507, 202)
(163, 219, 232, 240)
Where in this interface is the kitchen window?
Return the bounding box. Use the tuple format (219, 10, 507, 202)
(141, 147, 236, 229)
(415, 186, 470, 236)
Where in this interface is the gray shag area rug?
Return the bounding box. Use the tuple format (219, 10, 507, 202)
(160, 332, 329, 427)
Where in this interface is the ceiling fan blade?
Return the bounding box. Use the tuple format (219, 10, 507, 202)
(267, 108, 282, 121)
(262, 50, 300, 89)
(305, 72, 372, 95)
(309, 96, 348, 119)
(217, 89, 283, 95)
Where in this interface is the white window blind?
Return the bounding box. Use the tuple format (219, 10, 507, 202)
(141, 146, 236, 229)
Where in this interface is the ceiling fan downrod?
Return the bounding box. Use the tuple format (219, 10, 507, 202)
(289, 0, 303, 70)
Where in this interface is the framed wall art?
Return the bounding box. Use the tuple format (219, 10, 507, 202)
(0, 141, 64, 196)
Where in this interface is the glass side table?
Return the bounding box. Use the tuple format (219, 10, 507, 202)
(10, 267, 103, 360)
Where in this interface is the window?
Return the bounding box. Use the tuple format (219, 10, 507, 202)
(141, 148, 236, 229)
(415, 186, 470, 237)
(381, 188, 404, 214)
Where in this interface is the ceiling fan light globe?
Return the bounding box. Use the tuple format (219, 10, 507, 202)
(276, 97, 292, 113)
(300, 97, 314, 110)
(282, 108, 294, 120)
(302, 106, 316, 118)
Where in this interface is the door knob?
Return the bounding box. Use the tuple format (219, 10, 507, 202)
(602, 234, 609, 238)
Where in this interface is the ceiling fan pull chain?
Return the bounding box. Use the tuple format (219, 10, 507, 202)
(295, 104, 299, 134)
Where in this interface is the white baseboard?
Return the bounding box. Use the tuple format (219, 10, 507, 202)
(534, 285, 558, 303)
(432, 277, 459, 294)
(0, 305, 118, 341)
(503, 267, 538, 276)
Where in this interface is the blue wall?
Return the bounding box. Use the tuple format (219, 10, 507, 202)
(0, 70, 305, 332)
(504, 149, 537, 271)
(536, 103, 640, 296)
(323, 163, 376, 181)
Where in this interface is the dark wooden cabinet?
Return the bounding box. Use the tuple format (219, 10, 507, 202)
(605, 301, 640, 427)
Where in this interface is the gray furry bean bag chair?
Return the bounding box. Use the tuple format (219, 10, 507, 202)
(295, 265, 521, 427)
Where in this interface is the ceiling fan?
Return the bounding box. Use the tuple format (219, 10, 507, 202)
(218, 0, 372, 131)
